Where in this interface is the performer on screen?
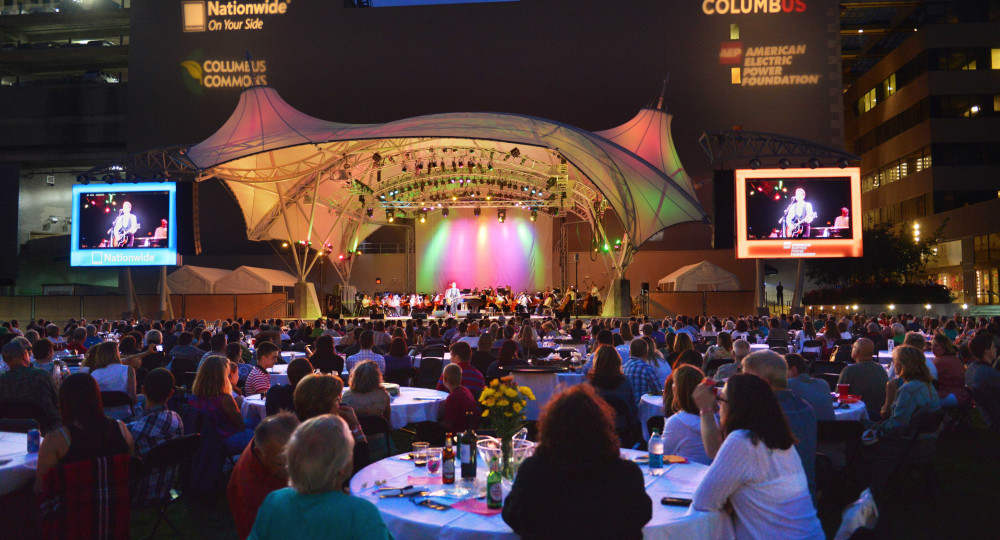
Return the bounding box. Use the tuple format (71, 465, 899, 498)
(107, 201, 140, 248)
(779, 188, 816, 238)
(444, 282, 462, 314)
(833, 207, 850, 230)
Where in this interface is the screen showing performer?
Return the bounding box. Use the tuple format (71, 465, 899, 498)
(735, 168, 862, 259)
(71, 183, 178, 266)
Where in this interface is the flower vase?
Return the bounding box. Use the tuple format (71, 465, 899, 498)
(500, 434, 514, 480)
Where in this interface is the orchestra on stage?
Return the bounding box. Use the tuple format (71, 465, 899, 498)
(352, 282, 603, 319)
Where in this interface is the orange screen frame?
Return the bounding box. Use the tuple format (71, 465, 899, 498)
(734, 167, 862, 259)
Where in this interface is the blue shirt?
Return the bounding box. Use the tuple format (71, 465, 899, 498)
(249, 487, 393, 540)
(776, 389, 817, 495)
(787, 374, 835, 422)
(622, 357, 659, 407)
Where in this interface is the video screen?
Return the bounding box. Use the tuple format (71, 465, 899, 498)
(70, 183, 178, 267)
(735, 168, 862, 259)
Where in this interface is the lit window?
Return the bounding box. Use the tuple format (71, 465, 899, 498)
(731, 68, 741, 85)
(730, 23, 740, 40)
(992, 49, 1000, 69)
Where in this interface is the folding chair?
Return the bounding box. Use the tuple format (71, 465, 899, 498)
(137, 434, 203, 540)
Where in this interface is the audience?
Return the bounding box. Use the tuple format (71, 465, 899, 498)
(622, 339, 659, 407)
(785, 353, 835, 421)
(0, 340, 60, 433)
(437, 363, 480, 433)
(30, 337, 61, 388)
(189, 355, 254, 454)
(34, 373, 134, 493)
(661, 364, 712, 465)
(246, 342, 279, 396)
(307, 334, 343, 375)
(837, 338, 888, 421)
(691, 374, 823, 539)
(586, 346, 640, 445)
(470, 333, 494, 376)
(435, 342, 485, 398)
(293, 373, 370, 471)
(248, 415, 393, 540)
(930, 333, 970, 408)
(85, 341, 138, 420)
(346, 331, 385, 374)
(503, 384, 652, 539)
(967, 332, 1000, 427)
(381, 336, 412, 375)
(741, 350, 817, 494)
(228, 412, 300, 540)
(343, 360, 392, 422)
(127, 368, 185, 506)
(264, 357, 313, 417)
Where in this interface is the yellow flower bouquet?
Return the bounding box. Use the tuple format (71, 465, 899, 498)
(479, 376, 535, 478)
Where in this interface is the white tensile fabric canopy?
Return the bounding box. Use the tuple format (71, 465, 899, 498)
(165, 265, 232, 294)
(186, 86, 707, 283)
(658, 261, 740, 292)
(213, 265, 298, 294)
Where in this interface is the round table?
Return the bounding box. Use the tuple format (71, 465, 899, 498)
(241, 387, 449, 429)
(349, 448, 733, 540)
(638, 394, 870, 440)
(0, 432, 38, 496)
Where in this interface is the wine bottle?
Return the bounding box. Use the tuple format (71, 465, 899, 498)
(460, 412, 477, 479)
(442, 433, 456, 484)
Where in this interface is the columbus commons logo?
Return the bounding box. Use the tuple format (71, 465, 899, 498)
(180, 51, 268, 94)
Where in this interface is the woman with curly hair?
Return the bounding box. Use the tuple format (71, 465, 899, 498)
(503, 384, 652, 539)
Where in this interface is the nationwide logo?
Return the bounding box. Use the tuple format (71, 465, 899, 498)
(183, 0, 291, 32)
(180, 51, 268, 94)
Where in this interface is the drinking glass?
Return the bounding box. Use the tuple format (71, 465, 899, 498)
(426, 447, 442, 474)
(412, 442, 429, 467)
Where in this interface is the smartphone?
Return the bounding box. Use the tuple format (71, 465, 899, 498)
(156, 345, 163, 352)
(661, 497, 692, 507)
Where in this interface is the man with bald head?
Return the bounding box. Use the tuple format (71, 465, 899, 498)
(742, 350, 817, 496)
(838, 337, 888, 421)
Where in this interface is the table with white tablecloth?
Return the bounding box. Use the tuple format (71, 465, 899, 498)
(241, 387, 449, 429)
(349, 448, 733, 540)
(506, 371, 586, 420)
(638, 393, 870, 440)
(0, 432, 38, 496)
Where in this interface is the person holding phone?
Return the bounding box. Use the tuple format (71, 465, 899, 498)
(691, 374, 823, 539)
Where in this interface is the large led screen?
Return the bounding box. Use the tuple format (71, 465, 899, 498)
(735, 168, 861, 259)
(71, 184, 178, 267)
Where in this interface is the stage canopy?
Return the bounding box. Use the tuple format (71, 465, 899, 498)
(658, 261, 740, 292)
(186, 85, 707, 291)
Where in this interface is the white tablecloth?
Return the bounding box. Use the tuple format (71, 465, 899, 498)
(639, 394, 870, 440)
(877, 350, 934, 361)
(749, 343, 769, 351)
(0, 432, 38, 496)
(349, 448, 733, 540)
(508, 371, 586, 420)
(280, 351, 307, 362)
(241, 387, 449, 429)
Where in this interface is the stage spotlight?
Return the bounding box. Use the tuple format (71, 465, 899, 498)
(748, 158, 761, 170)
(778, 158, 791, 169)
(386, 210, 394, 223)
(837, 158, 850, 169)
(366, 207, 374, 218)
(497, 209, 506, 223)
(419, 211, 426, 223)
(474, 207, 481, 217)
(442, 207, 449, 218)
(530, 209, 537, 221)
(510, 147, 520, 158)
(807, 158, 820, 169)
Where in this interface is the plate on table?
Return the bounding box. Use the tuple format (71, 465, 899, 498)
(840, 395, 862, 404)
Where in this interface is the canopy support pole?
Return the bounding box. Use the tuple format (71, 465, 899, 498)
(159, 266, 174, 319)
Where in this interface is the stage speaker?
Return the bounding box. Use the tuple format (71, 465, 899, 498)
(467, 313, 482, 321)
(432, 310, 448, 318)
(456, 310, 470, 318)
(713, 169, 735, 250)
(370, 314, 385, 320)
(413, 313, 428, 320)
(756, 307, 769, 317)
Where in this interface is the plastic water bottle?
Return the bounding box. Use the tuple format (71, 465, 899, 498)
(648, 429, 664, 471)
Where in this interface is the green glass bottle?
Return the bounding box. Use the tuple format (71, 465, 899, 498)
(486, 455, 503, 509)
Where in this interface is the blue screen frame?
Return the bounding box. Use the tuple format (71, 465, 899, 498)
(70, 183, 178, 267)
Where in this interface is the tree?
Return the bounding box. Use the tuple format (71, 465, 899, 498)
(806, 222, 940, 287)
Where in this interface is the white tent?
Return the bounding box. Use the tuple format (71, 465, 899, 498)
(214, 266, 298, 294)
(658, 261, 740, 292)
(164, 265, 232, 294)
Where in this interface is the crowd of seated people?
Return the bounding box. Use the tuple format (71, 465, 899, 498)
(0, 310, 999, 538)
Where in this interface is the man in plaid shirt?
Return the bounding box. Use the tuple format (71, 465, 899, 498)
(621, 338, 658, 407)
(128, 368, 184, 506)
(346, 330, 385, 374)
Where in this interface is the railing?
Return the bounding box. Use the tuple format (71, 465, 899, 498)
(635, 293, 676, 319)
(252, 299, 290, 321)
(356, 242, 406, 254)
